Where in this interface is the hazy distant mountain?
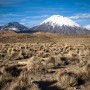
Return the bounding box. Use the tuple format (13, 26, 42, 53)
(0, 22, 29, 32)
(30, 15, 90, 34)
(0, 26, 2, 30)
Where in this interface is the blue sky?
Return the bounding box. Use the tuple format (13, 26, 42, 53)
(0, 0, 90, 27)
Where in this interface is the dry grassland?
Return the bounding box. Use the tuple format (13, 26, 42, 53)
(0, 30, 90, 90)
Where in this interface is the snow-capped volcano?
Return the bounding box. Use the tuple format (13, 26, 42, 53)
(0, 22, 29, 32)
(40, 15, 80, 27)
(31, 15, 90, 34)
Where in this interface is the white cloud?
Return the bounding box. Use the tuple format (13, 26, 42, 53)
(22, 15, 50, 19)
(31, 15, 50, 19)
(69, 13, 90, 19)
(1, 13, 24, 17)
(20, 15, 50, 27)
(20, 20, 42, 27)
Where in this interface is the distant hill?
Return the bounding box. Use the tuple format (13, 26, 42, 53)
(0, 22, 29, 32)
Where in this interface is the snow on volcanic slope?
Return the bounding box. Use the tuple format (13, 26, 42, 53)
(40, 15, 80, 27)
(84, 25, 90, 30)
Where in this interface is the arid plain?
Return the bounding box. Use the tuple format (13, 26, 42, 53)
(0, 30, 90, 90)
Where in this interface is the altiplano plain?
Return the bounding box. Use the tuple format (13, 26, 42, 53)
(0, 31, 90, 90)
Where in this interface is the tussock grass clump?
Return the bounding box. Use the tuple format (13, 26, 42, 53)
(78, 64, 90, 81)
(57, 72, 78, 88)
(10, 78, 40, 90)
(5, 65, 22, 77)
(60, 57, 69, 65)
(67, 57, 79, 65)
(0, 78, 13, 90)
(0, 71, 40, 90)
(27, 56, 47, 74)
(13, 70, 40, 90)
(9, 51, 22, 60)
(47, 56, 56, 66)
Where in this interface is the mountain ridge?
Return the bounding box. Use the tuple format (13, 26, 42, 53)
(0, 15, 90, 35)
